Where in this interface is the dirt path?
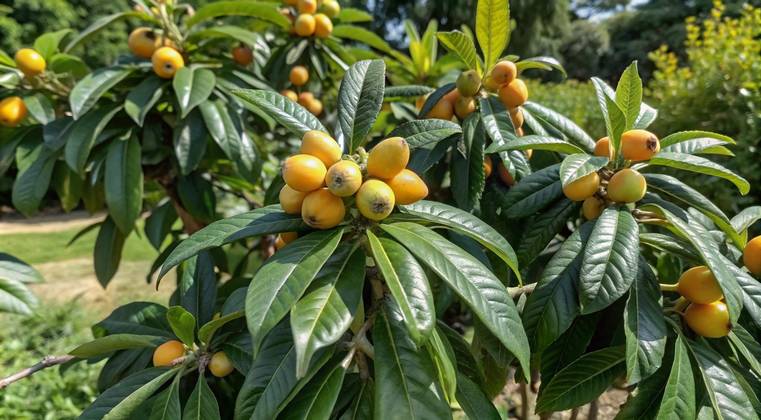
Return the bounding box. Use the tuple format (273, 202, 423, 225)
(0, 211, 105, 235)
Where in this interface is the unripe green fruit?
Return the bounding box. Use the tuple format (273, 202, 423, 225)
(607, 168, 647, 203)
(456, 70, 481, 97)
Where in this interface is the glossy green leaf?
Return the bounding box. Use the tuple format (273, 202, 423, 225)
(187, 1, 290, 28)
(246, 229, 343, 357)
(731, 206, 761, 234)
(280, 363, 346, 420)
(125, 76, 164, 126)
(729, 328, 761, 377)
(233, 89, 327, 136)
(173, 109, 207, 175)
(373, 302, 452, 420)
(536, 346, 626, 412)
(540, 314, 600, 385)
(516, 56, 567, 78)
(183, 375, 220, 420)
(523, 223, 592, 352)
(660, 130, 734, 148)
(516, 199, 579, 266)
(499, 163, 562, 218)
(388, 119, 461, 149)
(418, 83, 455, 118)
(455, 373, 500, 420)
(64, 105, 122, 173)
(197, 311, 243, 347)
(662, 137, 733, 155)
(166, 306, 195, 347)
(451, 113, 485, 211)
(648, 152, 749, 195)
(332, 25, 397, 56)
(479, 96, 529, 180)
(199, 99, 260, 183)
(105, 136, 143, 234)
(23, 94, 55, 124)
(656, 335, 695, 420)
(65, 12, 142, 53)
(149, 372, 182, 420)
(437, 31, 482, 73)
(337, 59, 386, 152)
(688, 338, 758, 420)
(384, 85, 434, 98)
(173, 67, 215, 118)
(476, 0, 509, 69)
(291, 245, 365, 377)
(395, 200, 521, 280)
(337, 7, 373, 23)
(367, 231, 434, 344)
(159, 206, 303, 278)
(523, 101, 596, 152)
(70, 334, 165, 358)
(70, 66, 134, 118)
(94, 217, 126, 287)
(624, 260, 666, 384)
(381, 222, 530, 378)
(485, 135, 586, 155)
(615, 61, 643, 130)
(559, 153, 608, 187)
(12, 143, 56, 216)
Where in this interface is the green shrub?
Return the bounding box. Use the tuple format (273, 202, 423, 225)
(0, 305, 98, 418)
(526, 79, 607, 138)
(647, 1, 761, 211)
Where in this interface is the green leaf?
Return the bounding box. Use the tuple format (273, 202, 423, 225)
(614, 362, 668, 419)
(451, 113, 485, 211)
(339, 379, 373, 420)
(661, 137, 733, 155)
(499, 163, 562, 218)
(656, 335, 696, 420)
(198, 311, 243, 346)
(536, 346, 626, 412)
(183, 375, 220, 420)
(70, 334, 165, 358)
(388, 119, 461, 150)
(0, 253, 43, 284)
(427, 327, 458, 401)
(149, 372, 182, 420)
(644, 173, 741, 249)
(186, 25, 259, 45)
(729, 328, 761, 378)
(166, 306, 195, 347)
(105, 136, 143, 234)
(34, 29, 72, 61)
(731, 206, 761, 234)
(173, 67, 215, 118)
(233, 89, 326, 137)
(455, 373, 500, 420)
(246, 229, 343, 357)
(384, 85, 434, 98)
(80, 368, 169, 419)
(380, 222, 530, 379)
(479, 92, 529, 181)
(688, 338, 758, 420)
(367, 231, 434, 344)
(606, 94, 626, 157)
(540, 314, 600, 386)
(653, 206, 744, 323)
(187, 1, 290, 28)
(579, 207, 639, 314)
(437, 31, 482, 73)
(522, 102, 596, 152)
(418, 83, 455, 118)
(516, 199, 580, 266)
(337, 7, 373, 23)
(624, 260, 666, 384)
(523, 223, 592, 352)
(158, 206, 303, 278)
(733, 267, 761, 330)
(173, 109, 208, 175)
(64, 104, 122, 173)
(65, 12, 142, 53)
(70, 66, 134, 119)
(291, 244, 365, 377)
(177, 251, 216, 326)
(648, 152, 750, 195)
(23, 94, 55, 124)
(199, 100, 261, 183)
(394, 200, 521, 281)
(559, 154, 608, 187)
(485, 135, 585, 155)
(94, 217, 126, 287)
(660, 130, 734, 148)
(516, 56, 567, 78)
(615, 62, 643, 130)
(280, 364, 347, 420)
(337, 59, 386, 152)
(12, 143, 56, 216)
(373, 302, 452, 420)
(125, 76, 164, 126)
(476, 0, 509, 69)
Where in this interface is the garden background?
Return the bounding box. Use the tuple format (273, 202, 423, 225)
(1, 0, 760, 417)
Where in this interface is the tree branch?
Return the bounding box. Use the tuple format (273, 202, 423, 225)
(0, 355, 76, 389)
(508, 283, 537, 298)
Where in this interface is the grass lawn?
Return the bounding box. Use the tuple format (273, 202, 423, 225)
(0, 224, 157, 265)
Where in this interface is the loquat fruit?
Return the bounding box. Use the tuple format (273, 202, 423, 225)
(279, 185, 307, 214)
(743, 235, 761, 276)
(290, 65, 309, 87)
(322, 0, 341, 18)
(456, 70, 481, 97)
(281, 89, 299, 102)
(426, 98, 454, 120)
(562, 172, 600, 202)
(301, 130, 342, 167)
(607, 168, 646, 203)
(326, 160, 362, 197)
(294, 14, 317, 37)
(582, 196, 605, 220)
(232, 45, 254, 66)
(314, 13, 333, 38)
(14, 48, 46, 77)
(153, 340, 185, 367)
(282, 154, 327, 192)
(302, 188, 346, 229)
(209, 351, 235, 377)
(594, 136, 613, 159)
(491, 60, 518, 86)
(128, 28, 160, 59)
(0, 96, 28, 127)
(367, 137, 410, 180)
(454, 96, 476, 120)
(152, 47, 184, 79)
(621, 129, 660, 161)
(357, 180, 395, 221)
(298, 0, 318, 14)
(387, 169, 428, 205)
(483, 156, 493, 178)
(684, 301, 731, 338)
(677, 266, 723, 304)
(498, 79, 528, 109)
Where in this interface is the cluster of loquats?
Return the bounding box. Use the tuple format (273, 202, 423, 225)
(277, 131, 428, 247)
(563, 129, 661, 219)
(128, 27, 185, 79)
(281, 65, 323, 116)
(0, 48, 48, 127)
(674, 266, 731, 338)
(152, 340, 234, 378)
(281, 0, 338, 38)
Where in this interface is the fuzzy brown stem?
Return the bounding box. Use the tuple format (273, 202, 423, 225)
(508, 283, 537, 298)
(0, 355, 76, 389)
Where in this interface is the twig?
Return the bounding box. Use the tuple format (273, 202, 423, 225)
(588, 398, 599, 420)
(519, 382, 530, 420)
(0, 355, 76, 389)
(508, 283, 537, 298)
(659, 283, 679, 292)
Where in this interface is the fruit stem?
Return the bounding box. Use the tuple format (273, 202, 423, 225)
(673, 296, 690, 313)
(659, 283, 679, 292)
